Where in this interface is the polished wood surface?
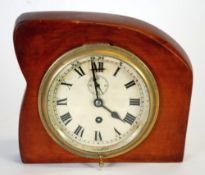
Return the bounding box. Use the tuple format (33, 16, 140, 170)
(14, 12, 193, 163)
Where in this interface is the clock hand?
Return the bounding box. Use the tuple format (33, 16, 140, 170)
(102, 105, 123, 121)
(91, 59, 99, 99)
(94, 98, 124, 122)
(96, 83, 103, 95)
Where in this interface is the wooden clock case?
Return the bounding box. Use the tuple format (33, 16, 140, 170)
(13, 12, 193, 163)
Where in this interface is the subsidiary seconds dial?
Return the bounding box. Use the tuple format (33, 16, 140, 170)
(39, 44, 159, 158)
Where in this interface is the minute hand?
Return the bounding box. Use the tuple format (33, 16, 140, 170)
(91, 59, 99, 99)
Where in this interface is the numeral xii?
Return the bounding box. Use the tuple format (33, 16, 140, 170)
(91, 57, 104, 72)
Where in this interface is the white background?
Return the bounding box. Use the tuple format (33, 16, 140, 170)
(0, 0, 204, 174)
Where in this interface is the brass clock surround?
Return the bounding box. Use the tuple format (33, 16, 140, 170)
(38, 43, 159, 159)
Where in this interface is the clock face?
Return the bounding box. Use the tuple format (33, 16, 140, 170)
(38, 44, 159, 158)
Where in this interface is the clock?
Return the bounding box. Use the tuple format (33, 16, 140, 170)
(38, 43, 159, 160)
(14, 12, 192, 164)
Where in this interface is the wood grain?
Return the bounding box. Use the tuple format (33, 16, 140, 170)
(13, 12, 193, 163)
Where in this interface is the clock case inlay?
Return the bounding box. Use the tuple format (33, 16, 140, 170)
(14, 12, 193, 163)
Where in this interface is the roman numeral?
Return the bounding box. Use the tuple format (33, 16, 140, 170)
(95, 131, 102, 141)
(61, 82, 72, 87)
(129, 98, 140, 106)
(113, 67, 120, 76)
(74, 66, 85, 77)
(124, 80, 136, 89)
(114, 128, 121, 135)
(123, 112, 136, 125)
(74, 125, 84, 137)
(91, 57, 104, 72)
(60, 112, 72, 125)
(56, 98, 67, 105)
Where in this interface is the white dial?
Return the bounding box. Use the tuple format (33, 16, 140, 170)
(48, 56, 149, 149)
(39, 44, 159, 158)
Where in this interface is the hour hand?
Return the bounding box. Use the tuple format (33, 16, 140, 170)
(94, 98, 124, 122)
(111, 111, 124, 122)
(102, 104, 122, 121)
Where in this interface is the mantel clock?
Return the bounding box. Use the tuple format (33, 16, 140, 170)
(13, 12, 193, 165)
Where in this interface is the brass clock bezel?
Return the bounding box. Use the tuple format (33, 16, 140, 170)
(38, 43, 159, 159)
